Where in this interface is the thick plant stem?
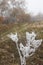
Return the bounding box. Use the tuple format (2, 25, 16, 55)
(16, 42, 26, 65)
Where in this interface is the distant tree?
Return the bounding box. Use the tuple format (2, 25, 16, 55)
(0, 0, 31, 24)
(16, 13, 31, 23)
(0, 0, 25, 17)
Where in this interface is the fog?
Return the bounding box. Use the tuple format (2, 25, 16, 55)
(26, 0, 43, 15)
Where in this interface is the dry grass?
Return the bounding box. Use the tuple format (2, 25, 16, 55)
(0, 22, 43, 65)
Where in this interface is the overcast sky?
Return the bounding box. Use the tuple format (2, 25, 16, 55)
(25, 0, 43, 15)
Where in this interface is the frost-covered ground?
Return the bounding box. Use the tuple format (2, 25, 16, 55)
(7, 32, 42, 65)
(0, 22, 43, 65)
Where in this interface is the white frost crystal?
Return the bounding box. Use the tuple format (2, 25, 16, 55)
(32, 39, 42, 49)
(7, 33, 18, 43)
(26, 32, 36, 43)
(7, 32, 42, 65)
(20, 43, 30, 57)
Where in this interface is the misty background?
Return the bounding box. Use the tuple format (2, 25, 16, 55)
(0, 0, 43, 65)
(0, 0, 43, 24)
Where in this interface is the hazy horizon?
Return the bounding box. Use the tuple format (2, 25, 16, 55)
(25, 0, 43, 15)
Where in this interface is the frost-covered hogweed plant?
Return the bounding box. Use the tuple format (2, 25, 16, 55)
(7, 32, 42, 65)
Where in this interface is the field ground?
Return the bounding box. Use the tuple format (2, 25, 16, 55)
(0, 22, 43, 65)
